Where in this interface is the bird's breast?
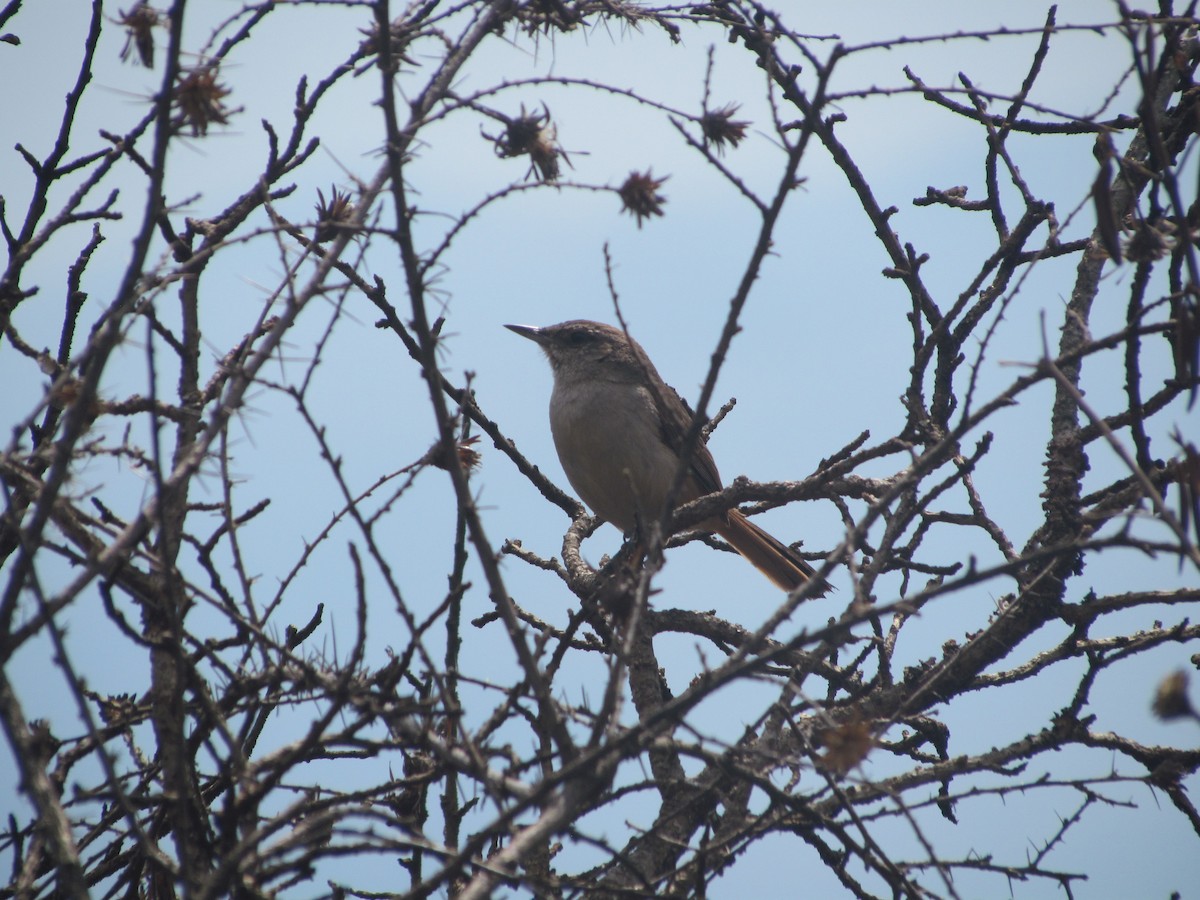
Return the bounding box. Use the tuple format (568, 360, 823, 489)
(548, 378, 679, 532)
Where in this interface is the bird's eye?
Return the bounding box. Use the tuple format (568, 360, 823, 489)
(568, 331, 592, 345)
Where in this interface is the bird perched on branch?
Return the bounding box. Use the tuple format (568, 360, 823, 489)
(507, 319, 830, 595)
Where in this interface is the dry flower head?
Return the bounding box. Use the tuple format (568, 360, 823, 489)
(618, 170, 668, 228)
(817, 719, 874, 777)
(486, 104, 568, 183)
(1124, 217, 1174, 262)
(314, 185, 356, 243)
(358, 18, 418, 70)
(174, 66, 233, 136)
(1153, 669, 1197, 721)
(423, 436, 482, 474)
(117, 2, 161, 67)
(699, 103, 750, 154)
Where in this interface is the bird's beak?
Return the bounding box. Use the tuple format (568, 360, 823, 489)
(505, 323, 546, 345)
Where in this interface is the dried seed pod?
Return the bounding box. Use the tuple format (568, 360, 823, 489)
(117, 2, 161, 68)
(617, 170, 669, 228)
(174, 66, 233, 136)
(699, 102, 750, 154)
(485, 104, 569, 183)
(314, 185, 356, 243)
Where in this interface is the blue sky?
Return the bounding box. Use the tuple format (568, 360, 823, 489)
(1, 1, 1197, 896)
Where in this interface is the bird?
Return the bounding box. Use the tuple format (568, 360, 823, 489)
(507, 319, 830, 595)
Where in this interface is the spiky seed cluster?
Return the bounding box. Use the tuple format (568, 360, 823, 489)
(174, 66, 232, 136)
(96, 692, 139, 727)
(1152, 670, 1196, 720)
(423, 436, 482, 474)
(453, 436, 482, 472)
(358, 19, 418, 71)
(48, 377, 103, 419)
(699, 103, 750, 154)
(313, 186, 356, 244)
(618, 170, 668, 228)
(817, 720, 874, 777)
(117, 2, 161, 67)
(1124, 218, 1174, 262)
(516, 0, 585, 36)
(488, 105, 567, 183)
(388, 750, 435, 820)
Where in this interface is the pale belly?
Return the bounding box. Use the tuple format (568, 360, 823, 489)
(549, 379, 686, 533)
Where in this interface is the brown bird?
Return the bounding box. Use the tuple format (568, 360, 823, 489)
(507, 320, 830, 595)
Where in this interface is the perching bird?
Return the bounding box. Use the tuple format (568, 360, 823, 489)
(507, 320, 830, 595)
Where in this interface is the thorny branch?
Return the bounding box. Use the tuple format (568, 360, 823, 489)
(1, 2, 1197, 899)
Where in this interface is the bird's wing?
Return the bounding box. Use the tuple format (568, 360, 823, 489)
(651, 378, 724, 498)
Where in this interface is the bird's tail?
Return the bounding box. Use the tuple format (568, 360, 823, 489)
(716, 509, 832, 595)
